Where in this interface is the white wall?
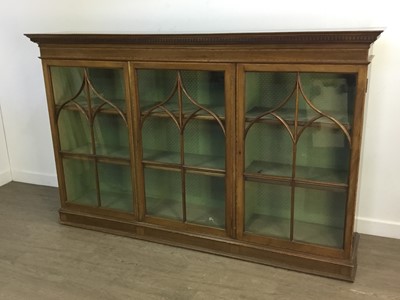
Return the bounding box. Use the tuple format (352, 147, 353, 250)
(0, 0, 399, 239)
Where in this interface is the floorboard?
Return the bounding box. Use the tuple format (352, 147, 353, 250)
(0, 182, 399, 300)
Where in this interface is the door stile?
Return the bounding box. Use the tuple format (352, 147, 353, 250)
(235, 64, 246, 239)
(129, 61, 146, 222)
(225, 63, 237, 238)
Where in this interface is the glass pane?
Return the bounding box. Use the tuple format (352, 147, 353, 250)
(294, 187, 346, 248)
(300, 73, 356, 126)
(63, 158, 97, 206)
(137, 69, 177, 112)
(93, 114, 129, 158)
(186, 173, 225, 228)
(98, 163, 133, 212)
(245, 181, 291, 239)
(144, 168, 182, 220)
(142, 117, 180, 164)
(181, 70, 225, 117)
(58, 109, 91, 154)
(296, 120, 350, 184)
(137, 69, 225, 118)
(245, 123, 292, 177)
(245, 72, 297, 118)
(184, 119, 225, 170)
(51, 67, 85, 106)
(88, 68, 126, 111)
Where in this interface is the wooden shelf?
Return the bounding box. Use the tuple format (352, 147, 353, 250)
(61, 144, 93, 155)
(246, 214, 344, 249)
(245, 160, 348, 187)
(100, 190, 133, 212)
(67, 190, 97, 207)
(246, 106, 350, 130)
(143, 150, 225, 172)
(146, 196, 225, 228)
(95, 145, 130, 159)
(56, 96, 126, 115)
(141, 102, 225, 121)
(61, 144, 131, 164)
(67, 190, 133, 212)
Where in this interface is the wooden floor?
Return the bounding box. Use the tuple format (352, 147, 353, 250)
(0, 182, 399, 300)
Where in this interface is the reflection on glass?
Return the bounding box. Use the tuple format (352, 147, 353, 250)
(144, 168, 182, 220)
(51, 67, 127, 112)
(300, 73, 356, 126)
(245, 72, 356, 127)
(93, 114, 129, 158)
(181, 70, 225, 116)
(53, 66, 129, 158)
(63, 158, 97, 206)
(294, 187, 346, 248)
(137, 69, 177, 111)
(184, 120, 225, 169)
(137, 69, 225, 117)
(51, 67, 85, 105)
(58, 110, 91, 154)
(244, 71, 355, 184)
(138, 68, 227, 228)
(245, 181, 291, 239)
(142, 117, 180, 164)
(245, 72, 297, 116)
(245, 123, 292, 177)
(98, 163, 133, 212)
(244, 72, 296, 180)
(88, 68, 126, 111)
(186, 173, 225, 228)
(296, 121, 350, 184)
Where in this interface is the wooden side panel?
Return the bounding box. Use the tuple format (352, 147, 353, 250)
(345, 66, 369, 258)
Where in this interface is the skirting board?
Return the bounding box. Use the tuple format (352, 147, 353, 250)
(0, 169, 12, 186)
(356, 217, 400, 240)
(11, 169, 58, 187)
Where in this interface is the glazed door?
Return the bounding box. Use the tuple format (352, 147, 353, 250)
(132, 63, 235, 237)
(43, 61, 136, 218)
(237, 64, 367, 258)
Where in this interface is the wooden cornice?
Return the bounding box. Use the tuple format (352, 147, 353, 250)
(26, 30, 383, 46)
